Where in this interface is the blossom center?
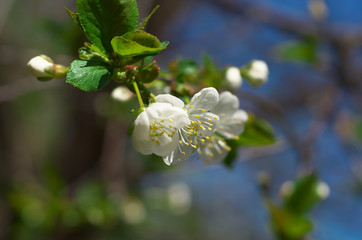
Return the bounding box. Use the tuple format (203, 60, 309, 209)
(149, 119, 176, 145)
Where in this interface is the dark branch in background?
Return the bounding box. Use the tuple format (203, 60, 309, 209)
(237, 90, 302, 161)
(0, 80, 61, 103)
(205, 0, 352, 173)
(208, 0, 362, 46)
(207, 0, 362, 89)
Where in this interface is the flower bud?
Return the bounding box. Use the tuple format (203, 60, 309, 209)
(225, 66, 242, 89)
(27, 55, 68, 81)
(316, 181, 330, 200)
(308, 0, 328, 21)
(279, 181, 295, 198)
(27, 55, 54, 79)
(241, 60, 269, 87)
(111, 86, 134, 102)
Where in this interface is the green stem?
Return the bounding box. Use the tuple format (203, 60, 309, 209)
(133, 81, 144, 108)
(184, 96, 190, 104)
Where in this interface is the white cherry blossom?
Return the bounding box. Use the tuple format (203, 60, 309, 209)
(132, 96, 190, 158)
(225, 66, 242, 89)
(244, 60, 269, 87)
(27, 55, 54, 78)
(199, 91, 248, 163)
(157, 88, 220, 165)
(111, 86, 134, 102)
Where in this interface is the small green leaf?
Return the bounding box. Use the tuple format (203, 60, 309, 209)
(170, 59, 199, 84)
(78, 43, 110, 62)
(274, 39, 317, 64)
(284, 174, 321, 215)
(65, 8, 84, 32)
(136, 62, 160, 83)
(66, 60, 112, 91)
(76, 0, 139, 52)
(201, 54, 223, 88)
(138, 5, 159, 30)
(237, 116, 276, 146)
(223, 140, 238, 168)
(111, 31, 166, 58)
(269, 202, 313, 239)
(127, 123, 135, 136)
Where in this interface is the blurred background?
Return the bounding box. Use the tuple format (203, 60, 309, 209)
(1, 0, 362, 239)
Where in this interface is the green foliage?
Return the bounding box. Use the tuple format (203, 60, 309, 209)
(267, 174, 324, 240)
(138, 5, 160, 30)
(223, 140, 239, 168)
(269, 202, 313, 240)
(284, 174, 322, 214)
(111, 31, 167, 58)
(169, 59, 199, 84)
(75, 0, 139, 52)
(136, 62, 160, 83)
(222, 116, 276, 167)
(66, 60, 113, 91)
(356, 119, 362, 142)
(237, 115, 276, 146)
(275, 39, 317, 64)
(79, 43, 110, 62)
(65, 8, 84, 32)
(200, 54, 223, 88)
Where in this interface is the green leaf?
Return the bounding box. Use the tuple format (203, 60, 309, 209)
(138, 5, 159, 30)
(136, 62, 160, 83)
(274, 39, 317, 64)
(284, 174, 321, 215)
(65, 8, 84, 32)
(127, 123, 134, 136)
(201, 54, 223, 88)
(76, 0, 139, 52)
(111, 31, 167, 58)
(169, 59, 199, 84)
(66, 60, 112, 91)
(223, 140, 239, 168)
(237, 116, 276, 146)
(78, 43, 110, 62)
(269, 202, 313, 239)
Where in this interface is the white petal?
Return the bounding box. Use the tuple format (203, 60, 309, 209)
(249, 60, 269, 81)
(212, 91, 239, 116)
(217, 110, 248, 139)
(155, 94, 185, 108)
(27, 56, 54, 78)
(111, 86, 134, 101)
(152, 132, 180, 157)
(146, 102, 170, 119)
(158, 106, 191, 128)
(133, 111, 150, 141)
(187, 87, 219, 112)
(225, 67, 242, 89)
(200, 137, 229, 164)
(163, 132, 197, 165)
(132, 135, 154, 155)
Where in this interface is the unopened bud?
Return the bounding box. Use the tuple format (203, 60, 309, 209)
(308, 0, 328, 21)
(27, 55, 68, 81)
(280, 181, 295, 199)
(316, 181, 330, 199)
(225, 66, 242, 89)
(27, 55, 54, 79)
(241, 60, 269, 87)
(111, 86, 134, 102)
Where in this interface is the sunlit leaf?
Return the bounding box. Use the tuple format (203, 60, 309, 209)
(66, 60, 112, 91)
(237, 116, 276, 146)
(76, 0, 139, 52)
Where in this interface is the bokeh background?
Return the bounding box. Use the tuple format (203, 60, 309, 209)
(1, 0, 362, 239)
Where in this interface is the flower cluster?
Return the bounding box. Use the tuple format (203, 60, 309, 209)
(132, 87, 248, 165)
